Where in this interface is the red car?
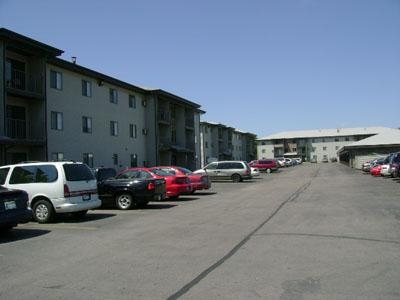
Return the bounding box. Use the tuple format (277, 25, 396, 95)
(151, 166, 211, 194)
(248, 159, 278, 173)
(149, 167, 193, 199)
(370, 164, 382, 176)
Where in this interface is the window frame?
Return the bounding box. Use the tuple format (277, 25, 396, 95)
(109, 88, 118, 104)
(82, 116, 92, 134)
(50, 70, 62, 90)
(110, 121, 118, 136)
(51, 111, 63, 131)
(129, 95, 136, 108)
(83, 153, 94, 168)
(82, 79, 92, 97)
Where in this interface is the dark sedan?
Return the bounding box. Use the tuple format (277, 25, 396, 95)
(0, 186, 32, 231)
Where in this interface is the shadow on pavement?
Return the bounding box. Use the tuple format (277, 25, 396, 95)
(0, 228, 50, 244)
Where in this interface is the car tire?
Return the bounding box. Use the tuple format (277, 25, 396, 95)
(231, 174, 242, 183)
(33, 200, 54, 223)
(115, 193, 134, 210)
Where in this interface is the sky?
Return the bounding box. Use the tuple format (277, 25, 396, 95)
(1, 0, 399, 138)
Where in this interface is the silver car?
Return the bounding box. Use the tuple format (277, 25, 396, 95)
(196, 161, 252, 182)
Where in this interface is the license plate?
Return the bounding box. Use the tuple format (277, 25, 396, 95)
(5, 201, 17, 210)
(82, 194, 91, 201)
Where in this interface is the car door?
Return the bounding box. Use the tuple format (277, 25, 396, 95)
(216, 162, 232, 180)
(203, 162, 219, 180)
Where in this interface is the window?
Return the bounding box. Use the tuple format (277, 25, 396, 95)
(261, 149, 266, 153)
(9, 165, 58, 184)
(205, 142, 208, 148)
(82, 116, 92, 133)
(129, 124, 137, 138)
(82, 80, 92, 97)
(109, 88, 118, 104)
(51, 152, 64, 161)
(83, 153, 94, 168)
(110, 121, 118, 136)
(51, 111, 63, 130)
(334, 137, 339, 142)
(63, 164, 94, 181)
(129, 95, 136, 108)
(345, 137, 349, 141)
(130, 154, 138, 167)
(112, 153, 118, 165)
(0, 168, 10, 185)
(50, 70, 62, 90)
(323, 146, 327, 151)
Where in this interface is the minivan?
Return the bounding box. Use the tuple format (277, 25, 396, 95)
(380, 152, 400, 177)
(0, 161, 101, 223)
(195, 160, 252, 182)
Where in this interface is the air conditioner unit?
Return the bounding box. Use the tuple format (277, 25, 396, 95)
(142, 128, 148, 135)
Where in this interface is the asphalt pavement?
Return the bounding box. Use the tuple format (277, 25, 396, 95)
(1, 163, 399, 300)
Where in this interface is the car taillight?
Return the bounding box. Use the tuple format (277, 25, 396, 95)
(64, 184, 71, 197)
(147, 182, 155, 190)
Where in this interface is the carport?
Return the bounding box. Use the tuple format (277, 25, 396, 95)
(338, 128, 400, 169)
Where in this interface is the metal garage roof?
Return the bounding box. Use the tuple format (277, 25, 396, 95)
(258, 127, 390, 140)
(340, 128, 400, 149)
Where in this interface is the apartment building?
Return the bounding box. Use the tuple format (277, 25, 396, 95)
(232, 130, 257, 162)
(0, 28, 203, 170)
(199, 121, 257, 166)
(257, 127, 390, 163)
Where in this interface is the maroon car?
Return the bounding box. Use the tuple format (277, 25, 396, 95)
(248, 159, 278, 173)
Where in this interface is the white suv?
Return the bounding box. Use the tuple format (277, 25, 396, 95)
(0, 161, 101, 223)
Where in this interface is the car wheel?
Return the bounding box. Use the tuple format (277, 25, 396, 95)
(231, 174, 242, 183)
(33, 200, 54, 223)
(72, 210, 88, 218)
(115, 193, 134, 210)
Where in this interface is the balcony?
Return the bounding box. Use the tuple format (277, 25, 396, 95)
(157, 111, 171, 124)
(6, 118, 45, 142)
(185, 117, 194, 130)
(6, 69, 44, 97)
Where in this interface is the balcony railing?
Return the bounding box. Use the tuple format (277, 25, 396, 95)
(158, 111, 171, 123)
(6, 69, 43, 95)
(6, 118, 45, 141)
(185, 115, 194, 129)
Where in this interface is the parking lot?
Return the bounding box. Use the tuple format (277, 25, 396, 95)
(1, 163, 400, 300)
